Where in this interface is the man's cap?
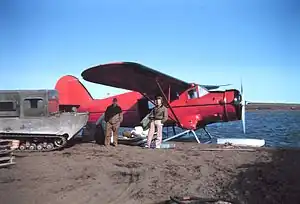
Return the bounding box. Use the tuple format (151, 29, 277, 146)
(155, 95, 163, 100)
(113, 98, 118, 102)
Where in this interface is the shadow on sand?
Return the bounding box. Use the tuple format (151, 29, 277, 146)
(64, 123, 105, 150)
(220, 148, 300, 204)
(155, 148, 300, 204)
(65, 125, 300, 204)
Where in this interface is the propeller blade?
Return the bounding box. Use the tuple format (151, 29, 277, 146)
(242, 101, 246, 134)
(241, 79, 246, 134)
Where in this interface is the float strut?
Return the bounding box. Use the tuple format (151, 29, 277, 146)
(203, 127, 213, 139)
(162, 129, 201, 143)
(172, 126, 176, 135)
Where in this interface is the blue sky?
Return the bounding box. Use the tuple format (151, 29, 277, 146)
(1, 0, 299, 103)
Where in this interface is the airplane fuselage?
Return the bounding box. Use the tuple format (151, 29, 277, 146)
(56, 76, 242, 131)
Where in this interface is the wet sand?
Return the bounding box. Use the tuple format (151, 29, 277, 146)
(0, 143, 300, 204)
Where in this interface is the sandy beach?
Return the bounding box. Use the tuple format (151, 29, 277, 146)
(0, 142, 300, 204)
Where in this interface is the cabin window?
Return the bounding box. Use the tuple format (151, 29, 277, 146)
(188, 89, 198, 99)
(0, 101, 15, 111)
(198, 86, 209, 97)
(148, 101, 155, 109)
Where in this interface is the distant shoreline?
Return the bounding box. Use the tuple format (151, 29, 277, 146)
(246, 103, 300, 111)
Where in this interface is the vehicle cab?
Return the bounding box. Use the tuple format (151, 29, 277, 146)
(0, 90, 60, 118)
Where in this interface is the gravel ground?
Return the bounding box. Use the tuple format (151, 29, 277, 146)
(0, 142, 299, 204)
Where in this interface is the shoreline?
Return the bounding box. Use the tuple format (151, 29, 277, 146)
(246, 103, 300, 111)
(0, 142, 299, 204)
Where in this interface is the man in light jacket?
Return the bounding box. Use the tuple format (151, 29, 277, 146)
(146, 95, 168, 148)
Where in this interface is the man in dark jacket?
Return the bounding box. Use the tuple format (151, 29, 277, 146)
(146, 95, 168, 148)
(104, 98, 123, 146)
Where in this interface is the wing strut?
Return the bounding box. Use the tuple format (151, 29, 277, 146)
(141, 92, 176, 122)
(156, 79, 182, 127)
(168, 85, 171, 102)
(140, 92, 155, 106)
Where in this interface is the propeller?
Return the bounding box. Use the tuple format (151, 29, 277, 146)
(240, 79, 246, 134)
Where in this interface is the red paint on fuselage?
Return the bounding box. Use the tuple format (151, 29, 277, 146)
(55, 75, 241, 130)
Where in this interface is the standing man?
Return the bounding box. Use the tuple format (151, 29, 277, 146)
(146, 95, 168, 148)
(104, 98, 123, 147)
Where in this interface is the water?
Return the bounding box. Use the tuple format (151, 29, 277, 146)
(113, 110, 300, 148)
(160, 110, 300, 148)
(159, 143, 176, 149)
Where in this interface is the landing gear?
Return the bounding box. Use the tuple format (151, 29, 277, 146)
(163, 129, 201, 143)
(162, 126, 214, 143)
(203, 127, 213, 140)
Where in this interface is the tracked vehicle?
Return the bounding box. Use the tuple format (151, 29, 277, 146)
(0, 89, 89, 152)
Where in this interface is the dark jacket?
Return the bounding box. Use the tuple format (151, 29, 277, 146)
(104, 104, 123, 124)
(149, 105, 168, 124)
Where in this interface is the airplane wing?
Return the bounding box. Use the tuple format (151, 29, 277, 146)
(81, 62, 191, 100)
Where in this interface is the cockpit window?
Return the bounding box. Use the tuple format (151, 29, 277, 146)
(198, 85, 209, 97)
(188, 88, 198, 99)
(187, 86, 209, 99)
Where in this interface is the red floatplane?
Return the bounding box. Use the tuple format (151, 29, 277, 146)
(54, 62, 256, 145)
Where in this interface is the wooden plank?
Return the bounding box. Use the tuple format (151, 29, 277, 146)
(0, 161, 16, 168)
(0, 150, 14, 155)
(0, 156, 14, 162)
(0, 145, 13, 150)
(0, 139, 19, 151)
(0, 139, 17, 168)
(0, 142, 11, 147)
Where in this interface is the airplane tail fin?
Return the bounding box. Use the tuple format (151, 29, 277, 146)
(55, 75, 93, 109)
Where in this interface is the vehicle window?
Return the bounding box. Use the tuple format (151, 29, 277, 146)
(24, 98, 43, 109)
(0, 101, 15, 111)
(23, 98, 45, 117)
